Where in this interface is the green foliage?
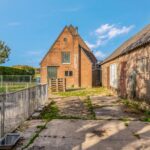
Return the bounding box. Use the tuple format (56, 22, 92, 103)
(122, 99, 150, 122)
(0, 41, 10, 64)
(84, 96, 96, 119)
(140, 118, 150, 122)
(55, 87, 111, 97)
(41, 101, 88, 120)
(0, 66, 34, 75)
(41, 101, 59, 121)
(0, 83, 35, 93)
(12, 65, 35, 75)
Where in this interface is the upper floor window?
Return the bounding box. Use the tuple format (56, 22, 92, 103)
(137, 57, 149, 73)
(64, 38, 67, 43)
(62, 52, 70, 64)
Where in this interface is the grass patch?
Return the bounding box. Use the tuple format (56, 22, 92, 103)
(40, 101, 59, 121)
(124, 122, 129, 127)
(122, 99, 150, 122)
(84, 96, 96, 120)
(140, 117, 150, 122)
(0, 83, 36, 93)
(54, 87, 111, 97)
(40, 101, 87, 121)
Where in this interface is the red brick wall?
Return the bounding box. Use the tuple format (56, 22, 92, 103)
(80, 50, 92, 88)
(101, 44, 150, 100)
(40, 27, 93, 88)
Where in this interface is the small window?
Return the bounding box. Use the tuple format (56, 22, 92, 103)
(65, 71, 73, 77)
(137, 58, 149, 73)
(62, 52, 70, 64)
(64, 38, 67, 42)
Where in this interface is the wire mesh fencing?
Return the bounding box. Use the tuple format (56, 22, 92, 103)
(0, 75, 39, 94)
(0, 84, 48, 138)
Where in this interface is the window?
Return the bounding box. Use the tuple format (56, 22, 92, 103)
(65, 71, 73, 77)
(62, 52, 70, 64)
(137, 58, 149, 73)
(110, 64, 118, 88)
(64, 38, 67, 42)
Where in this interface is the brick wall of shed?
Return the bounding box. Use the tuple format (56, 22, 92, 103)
(101, 44, 150, 102)
(80, 50, 92, 88)
(40, 28, 79, 87)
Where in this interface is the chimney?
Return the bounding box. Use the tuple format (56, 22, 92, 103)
(75, 26, 78, 35)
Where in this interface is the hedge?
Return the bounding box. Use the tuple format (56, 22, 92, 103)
(0, 66, 34, 75)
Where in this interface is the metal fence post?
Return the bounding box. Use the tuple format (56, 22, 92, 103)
(1, 93, 6, 138)
(0, 75, 3, 88)
(1, 85, 8, 137)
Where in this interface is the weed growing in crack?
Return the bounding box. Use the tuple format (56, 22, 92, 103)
(84, 96, 96, 120)
(22, 123, 47, 149)
(133, 132, 141, 139)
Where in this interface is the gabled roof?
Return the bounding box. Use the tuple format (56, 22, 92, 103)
(80, 46, 97, 64)
(40, 26, 68, 65)
(102, 24, 150, 65)
(40, 25, 96, 65)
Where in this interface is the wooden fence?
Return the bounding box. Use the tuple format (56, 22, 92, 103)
(49, 78, 66, 92)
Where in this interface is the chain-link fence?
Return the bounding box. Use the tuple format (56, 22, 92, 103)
(0, 84, 48, 138)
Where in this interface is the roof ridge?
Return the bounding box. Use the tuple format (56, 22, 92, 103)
(102, 24, 150, 64)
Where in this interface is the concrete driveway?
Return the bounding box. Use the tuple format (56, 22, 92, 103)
(16, 95, 150, 150)
(27, 119, 150, 150)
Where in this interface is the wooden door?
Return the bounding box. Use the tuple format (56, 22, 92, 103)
(47, 66, 57, 79)
(119, 62, 127, 97)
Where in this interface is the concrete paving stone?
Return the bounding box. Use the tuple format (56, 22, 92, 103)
(31, 112, 41, 119)
(27, 120, 150, 150)
(90, 96, 119, 106)
(14, 120, 46, 149)
(94, 106, 128, 119)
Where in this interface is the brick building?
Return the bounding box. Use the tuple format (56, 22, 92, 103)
(40, 25, 98, 88)
(101, 24, 150, 101)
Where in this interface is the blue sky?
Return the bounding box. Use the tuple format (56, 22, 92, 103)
(0, 0, 149, 67)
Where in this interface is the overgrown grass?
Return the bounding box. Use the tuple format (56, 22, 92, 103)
(122, 99, 150, 122)
(41, 98, 97, 121)
(40, 101, 59, 121)
(40, 101, 87, 121)
(0, 83, 36, 93)
(54, 87, 112, 97)
(84, 96, 96, 119)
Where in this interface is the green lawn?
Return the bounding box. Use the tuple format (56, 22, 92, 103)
(0, 83, 36, 93)
(54, 87, 112, 97)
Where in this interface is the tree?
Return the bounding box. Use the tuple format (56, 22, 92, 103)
(0, 41, 11, 64)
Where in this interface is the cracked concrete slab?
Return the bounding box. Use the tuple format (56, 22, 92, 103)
(27, 120, 150, 150)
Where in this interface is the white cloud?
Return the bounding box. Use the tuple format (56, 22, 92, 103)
(95, 24, 114, 35)
(8, 22, 21, 27)
(94, 51, 106, 60)
(86, 24, 134, 49)
(85, 41, 96, 49)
